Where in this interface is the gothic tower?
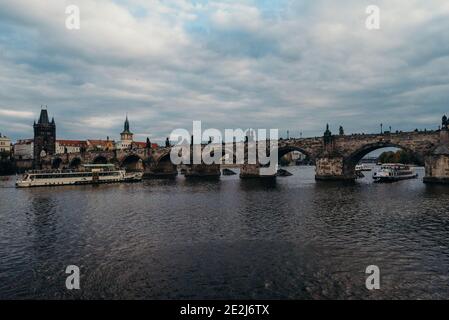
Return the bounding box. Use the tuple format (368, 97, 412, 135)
(120, 115, 133, 142)
(34, 108, 56, 166)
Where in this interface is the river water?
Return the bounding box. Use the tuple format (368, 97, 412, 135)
(1, 166, 449, 299)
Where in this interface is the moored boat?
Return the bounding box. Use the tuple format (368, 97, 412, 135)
(16, 164, 140, 188)
(372, 163, 418, 182)
(124, 171, 143, 182)
(355, 164, 372, 172)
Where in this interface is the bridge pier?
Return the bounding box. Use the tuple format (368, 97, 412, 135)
(184, 164, 221, 178)
(144, 161, 177, 178)
(240, 164, 261, 178)
(315, 156, 355, 181)
(424, 152, 449, 184)
(239, 164, 276, 179)
(424, 130, 449, 184)
(423, 126, 449, 184)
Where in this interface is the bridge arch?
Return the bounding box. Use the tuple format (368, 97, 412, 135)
(218, 146, 241, 165)
(154, 150, 171, 166)
(219, 153, 238, 165)
(92, 155, 108, 164)
(277, 145, 312, 161)
(346, 142, 424, 167)
(270, 145, 314, 168)
(339, 142, 425, 180)
(69, 157, 82, 169)
(147, 150, 178, 177)
(51, 157, 63, 169)
(120, 154, 144, 171)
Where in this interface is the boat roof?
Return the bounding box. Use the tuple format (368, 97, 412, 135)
(82, 164, 115, 168)
(381, 163, 408, 167)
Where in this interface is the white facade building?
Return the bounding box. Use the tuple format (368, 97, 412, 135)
(14, 139, 34, 160)
(55, 140, 87, 154)
(0, 133, 12, 154)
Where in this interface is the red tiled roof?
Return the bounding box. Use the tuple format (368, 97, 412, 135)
(133, 142, 159, 148)
(133, 141, 147, 148)
(87, 139, 115, 146)
(57, 140, 87, 147)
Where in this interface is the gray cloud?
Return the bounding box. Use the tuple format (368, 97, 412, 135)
(0, 0, 448, 143)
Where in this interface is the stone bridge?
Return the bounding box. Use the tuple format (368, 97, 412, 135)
(41, 147, 176, 177)
(41, 120, 449, 183)
(309, 130, 442, 181)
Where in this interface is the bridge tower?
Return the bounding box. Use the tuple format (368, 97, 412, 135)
(33, 108, 56, 168)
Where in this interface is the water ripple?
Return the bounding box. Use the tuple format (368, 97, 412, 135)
(1, 166, 449, 299)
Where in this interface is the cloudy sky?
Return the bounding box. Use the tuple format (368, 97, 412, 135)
(0, 0, 449, 142)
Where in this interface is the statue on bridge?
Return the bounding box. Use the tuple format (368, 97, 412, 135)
(442, 115, 448, 130)
(323, 124, 332, 144)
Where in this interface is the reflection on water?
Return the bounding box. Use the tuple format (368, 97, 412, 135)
(1, 166, 449, 299)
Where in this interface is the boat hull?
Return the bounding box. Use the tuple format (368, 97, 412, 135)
(16, 176, 126, 188)
(15, 167, 141, 188)
(373, 174, 418, 183)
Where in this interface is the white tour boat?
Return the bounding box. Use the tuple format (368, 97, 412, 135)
(355, 164, 372, 172)
(16, 164, 142, 188)
(372, 163, 418, 182)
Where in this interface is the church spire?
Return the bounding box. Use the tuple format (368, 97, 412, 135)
(124, 114, 130, 132)
(120, 114, 133, 146)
